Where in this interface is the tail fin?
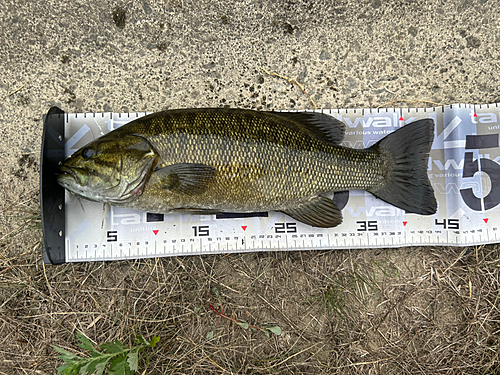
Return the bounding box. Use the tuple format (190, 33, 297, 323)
(368, 119, 437, 215)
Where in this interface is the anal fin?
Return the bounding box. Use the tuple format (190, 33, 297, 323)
(281, 196, 343, 228)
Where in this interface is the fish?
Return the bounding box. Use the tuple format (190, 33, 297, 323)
(57, 108, 437, 228)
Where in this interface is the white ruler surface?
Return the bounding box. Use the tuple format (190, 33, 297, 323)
(61, 104, 500, 262)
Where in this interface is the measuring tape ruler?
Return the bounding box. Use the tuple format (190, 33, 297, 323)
(40, 104, 500, 264)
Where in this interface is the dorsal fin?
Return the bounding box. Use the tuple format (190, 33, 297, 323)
(269, 111, 346, 145)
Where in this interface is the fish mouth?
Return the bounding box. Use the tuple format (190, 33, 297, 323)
(57, 166, 88, 187)
(57, 166, 76, 185)
(59, 165, 75, 178)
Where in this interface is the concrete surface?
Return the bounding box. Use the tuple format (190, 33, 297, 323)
(0, 0, 499, 242)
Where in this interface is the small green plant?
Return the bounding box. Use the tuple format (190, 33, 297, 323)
(52, 332, 159, 375)
(323, 284, 347, 321)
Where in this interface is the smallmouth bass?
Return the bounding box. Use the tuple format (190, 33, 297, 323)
(57, 108, 437, 227)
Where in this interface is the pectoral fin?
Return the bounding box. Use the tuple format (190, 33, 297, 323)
(154, 163, 216, 195)
(282, 196, 343, 228)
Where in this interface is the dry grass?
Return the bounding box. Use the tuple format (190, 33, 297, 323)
(1, 194, 500, 374)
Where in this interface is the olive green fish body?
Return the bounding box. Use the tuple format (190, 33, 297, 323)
(57, 109, 437, 228)
(111, 110, 385, 211)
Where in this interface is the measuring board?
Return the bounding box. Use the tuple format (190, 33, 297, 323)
(40, 104, 500, 264)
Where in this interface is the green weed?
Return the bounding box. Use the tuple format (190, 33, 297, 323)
(52, 332, 159, 375)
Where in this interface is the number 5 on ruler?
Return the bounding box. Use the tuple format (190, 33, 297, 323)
(460, 134, 500, 211)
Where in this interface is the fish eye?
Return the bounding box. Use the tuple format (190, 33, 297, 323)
(82, 148, 95, 159)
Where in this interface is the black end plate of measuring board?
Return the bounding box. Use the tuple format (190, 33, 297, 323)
(40, 107, 66, 264)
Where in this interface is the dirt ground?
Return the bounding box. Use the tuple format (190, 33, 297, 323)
(1, 0, 500, 373)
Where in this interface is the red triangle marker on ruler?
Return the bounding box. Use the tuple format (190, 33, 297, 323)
(403, 221, 407, 226)
(241, 226, 247, 231)
(484, 218, 488, 224)
(474, 113, 478, 117)
(153, 230, 159, 235)
(399, 116, 404, 121)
